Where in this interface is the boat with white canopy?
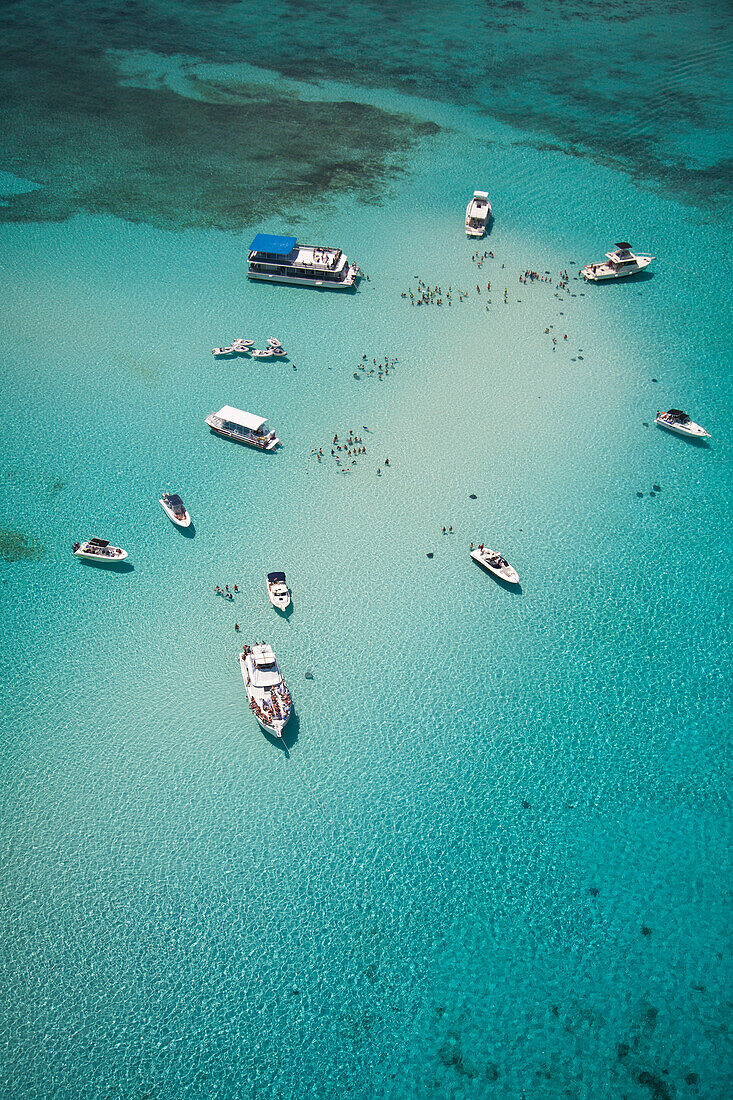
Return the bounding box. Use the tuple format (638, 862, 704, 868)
(239, 643, 292, 738)
(655, 409, 710, 438)
(205, 406, 280, 450)
(247, 233, 358, 289)
(73, 538, 128, 563)
(470, 545, 520, 584)
(159, 492, 191, 528)
(266, 571, 291, 610)
(582, 243, 654, 281)
(465, 191, 492, 237)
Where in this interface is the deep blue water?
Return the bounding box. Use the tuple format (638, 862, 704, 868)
(1, 3, 732, 1098)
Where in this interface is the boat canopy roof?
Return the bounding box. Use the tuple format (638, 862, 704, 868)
(252, 644, 276, 666)
(267, 571, 286, 583)
(473, 190, 489, 199)
(667, 409, 689, 420)
(215, 406, 267, 431)
(165, 494, 184, 508)
(249, 233, 297, 255)
(89, 538, 110, 547)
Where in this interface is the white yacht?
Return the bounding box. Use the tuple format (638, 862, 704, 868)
(655, 409, 710, 438)
(465, 191, 492, 237)
(581, 242, 654, 281)
(266, 571, 291, 611)
(470, 545, 520, 584)
(205, 405, 280, 450)
(72, 538, 128, 562)
(159, 492, 191, 528)
(239, 643, 292, 738)
(247, 233, 358, 289)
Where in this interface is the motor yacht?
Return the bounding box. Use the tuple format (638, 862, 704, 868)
(266, 571, 291, 610)
(655, 409, 710, 438)
(247, 233, 358, 289)
(470, 545, 520, 584)
(159, 492, 191, 528)
(581, 243, 654, 281)
(465, 191, 492, 237)
(72, 538, 128, 562)
(239, 643, 292, 738)
(205, 405, 280, 450)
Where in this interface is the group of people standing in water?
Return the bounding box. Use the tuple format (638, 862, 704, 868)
(353, 353, 398, 381)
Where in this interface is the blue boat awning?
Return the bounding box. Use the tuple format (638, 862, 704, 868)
(249, 233, 297, 255)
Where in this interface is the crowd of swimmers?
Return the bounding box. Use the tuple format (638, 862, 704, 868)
(215, 583, 238, 601)
(353, 354, 398, 381)
(311, 427, 389, 476)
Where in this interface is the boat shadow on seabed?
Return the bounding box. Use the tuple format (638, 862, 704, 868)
(76, 557, 134, 573)
(263, 708, 300, 756)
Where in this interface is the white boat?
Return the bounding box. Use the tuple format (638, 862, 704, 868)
(465, 190, 492, 237)
(205, 405, 280, 450)
(581, 242, 654, 281)
(159, 492, 191, 528)
(252, 346, 286, 358)
(247, 233, 358, 289)
(239, 643, 292, 738)
(73, 537, 128, 562)
(470, 545, 520, 584)
(266, 571, 291, 610)
(267, 337, 282, 348)
(232, 339, 254, 348)
(213, 346, 236, 357)
(655, 409, 710, 438)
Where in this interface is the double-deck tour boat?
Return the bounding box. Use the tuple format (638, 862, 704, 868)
(159, 492, 191, 527)
(239, 643, 292, 738)
(247, 233, 358, 289)
(581, 243, 654, 281)
(205, 405, 280, 450)
(465, 190, 492, 237)
(655, 409, 710, 438)
(266, 571, 291, 611)
(470, 545, 520, 584)
(72, 537, 128, 562)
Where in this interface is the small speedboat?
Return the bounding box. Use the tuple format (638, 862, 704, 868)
(655, 409, 710, 438)
(159, 492, 191, 527)
(266, 571, 291, 610)
(213, 346, 236, 357)
(239, 643, 292, 738)
(470, 545, 520, 584)
(581, 243, 654, 281)
(233, 338, 254, 348)
(267, 337, 282, 347)
(73, 538, 128, 562)
(252, 346, 286, 358)
(465, 190, 492, 237)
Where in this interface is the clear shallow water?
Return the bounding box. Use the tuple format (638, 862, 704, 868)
(1, 4, 732, 1099)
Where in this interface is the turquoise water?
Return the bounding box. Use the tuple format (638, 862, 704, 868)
(1, 3, 732, 1098)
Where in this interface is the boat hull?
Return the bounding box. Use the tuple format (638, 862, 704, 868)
(247, 271, 355, 289)
(206, 421, 279, 450)
(470, 548, 520, 584)
(239, 656, 291, 737)
(582, 256, 653, 281)
(74, 547, 128, 562)
(159, 499, 191, 527)
(655, 417, 709, 438)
